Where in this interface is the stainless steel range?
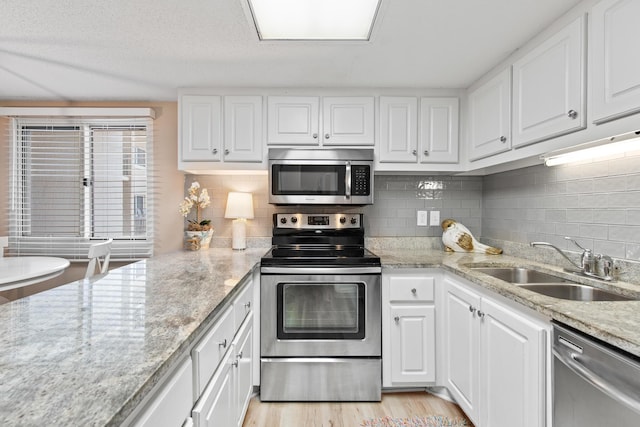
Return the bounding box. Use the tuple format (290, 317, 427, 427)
(260, 213, 382, 402)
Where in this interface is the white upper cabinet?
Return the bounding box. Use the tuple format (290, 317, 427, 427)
(223, 96, 263, 162)
(267, 96, 320, 145)
(181, 95, 222, 162)
(512, 16, 586, 147)
(267, 96, 374, 146)
(591, 0, 640, 124)
(419, 97, 459, 163)
(378, 96, 418, 163)
(467, 68, 511, 161)
(322, 97, 375, 145)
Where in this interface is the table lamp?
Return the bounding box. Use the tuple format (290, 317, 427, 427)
(224, 192, 254, 250)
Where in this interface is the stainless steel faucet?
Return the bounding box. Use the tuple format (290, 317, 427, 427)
(530, 237, 615, 281)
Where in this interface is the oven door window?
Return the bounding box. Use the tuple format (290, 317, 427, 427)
(271, 165, 346, 196)
(277, 282, 365, 340)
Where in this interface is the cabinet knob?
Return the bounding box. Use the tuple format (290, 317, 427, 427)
(244, 301, 251, 309)
(423, 150, 429, 156)
(412, 149, 417, 156)
(313, 133, 318, 139)
(224, 149, 230, 155)
(212, 148, 218, 154)
(218, 339, 227, 348)
(468, 306, 476, 314)
(477, 310, 485, 319)
(411, 288, 417, 295)
(232, 360, 238, 368)
(500, 136, 507, 143)
(567, 110, 578, 119)
(394, 316, 400, 323)
(325, 133, 330, 139)
(237, 351, 243, 359)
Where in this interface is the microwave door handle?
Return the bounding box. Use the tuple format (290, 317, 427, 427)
(345, 162, 351, 199)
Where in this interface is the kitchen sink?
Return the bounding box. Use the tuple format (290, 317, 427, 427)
(471, 267, 572, 284)
(471, 266, 637, 302)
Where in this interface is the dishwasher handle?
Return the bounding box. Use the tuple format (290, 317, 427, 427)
(553, 347, 640, 415)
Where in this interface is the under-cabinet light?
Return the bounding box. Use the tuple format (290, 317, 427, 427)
(246, 0, 382, 40)
(542, 131, 640, 166)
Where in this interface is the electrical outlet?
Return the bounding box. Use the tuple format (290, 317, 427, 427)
(417, 210, 428, 226)
(430, 210, 440, 226)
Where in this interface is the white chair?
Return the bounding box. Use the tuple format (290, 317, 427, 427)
(0, 236, 8, 257)
(85, 238, 113, 279)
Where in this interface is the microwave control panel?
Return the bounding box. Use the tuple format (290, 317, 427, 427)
(351, 165, 371, 196)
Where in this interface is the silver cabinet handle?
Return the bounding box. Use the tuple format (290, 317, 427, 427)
(567, 110, 578, 119)
(237, 351, 243, 359)
(325, 133, 330, 139)
(218, 339, 227, 348)
(232, 360, 238, 368)
(468, 306, 476, 314)
(423, 150, 429, 156)
(500, 136, 507, 143)
(412, 149, 417, 155)
(312, 133, 318, 139)
(224, 149, 230, 155)
(477, 310, 485, 319)
(212, 148, 218, 154)
(411, 288, 417, 294)
(394, 316, 400, 323)
(244, 301, 251, 309)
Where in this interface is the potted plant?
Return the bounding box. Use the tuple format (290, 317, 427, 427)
(179, 181, 214, 249)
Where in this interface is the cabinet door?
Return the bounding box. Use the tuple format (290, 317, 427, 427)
(233, 279, 253, 330)
(591, 0, 640, 123)
(419, 97, 459, 163)
(267, 96, 319, 145)
(389, 305, 436, 384)
(468, 69, 511, 161)
(181, 95, 222, 161)
(192, 351, 234, 427)
(322, 97, 375, 146)
(224, 96, 263, 162)
(443, 278, 481, 424)
(133, 358, 193, 427)
(233, 313, 253, 427)
(512, 16, 586, 147)
(378, 97, 418, 163)
(480, 298, 546, 427)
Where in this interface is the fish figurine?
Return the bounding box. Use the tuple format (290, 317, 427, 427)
(441, 219, 502, 254)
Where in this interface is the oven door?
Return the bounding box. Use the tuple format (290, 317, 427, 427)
(261, 270, 381, 357)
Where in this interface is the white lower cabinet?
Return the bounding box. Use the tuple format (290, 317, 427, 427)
(443, 274, 548, 427)
(382, 269, 438, 387)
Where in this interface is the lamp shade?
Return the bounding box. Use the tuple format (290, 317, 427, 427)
(224, 192, 254, 219)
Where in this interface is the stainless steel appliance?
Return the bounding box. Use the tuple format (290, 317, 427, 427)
(260, 213, 382, 401)
(268, 148, 374, 205)
(553, 322, 640, 426)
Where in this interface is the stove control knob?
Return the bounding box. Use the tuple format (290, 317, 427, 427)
(280, 217, 287, 224)
(290, 217, 298, 224)
(339, 217, 346, 224)
(350, 217, 358, 225)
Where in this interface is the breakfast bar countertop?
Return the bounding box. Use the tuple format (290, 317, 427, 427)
(0, 248, 266, 427)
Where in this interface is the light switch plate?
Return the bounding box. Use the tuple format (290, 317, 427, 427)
(430, 210, 440, 226)
(417, 210, 428, 226)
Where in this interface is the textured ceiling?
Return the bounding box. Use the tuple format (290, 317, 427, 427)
(0, 0, 582, 101)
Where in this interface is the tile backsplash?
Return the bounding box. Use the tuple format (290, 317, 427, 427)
(482, 151, 640, 262)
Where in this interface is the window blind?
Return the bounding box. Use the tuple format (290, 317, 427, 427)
(6, 115, 155, 260)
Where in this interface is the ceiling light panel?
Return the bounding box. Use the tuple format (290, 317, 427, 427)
(248, 0, 382, 40)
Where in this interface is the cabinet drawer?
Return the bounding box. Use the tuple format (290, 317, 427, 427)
(234, 281, 253, 329)
(192, 305, 234, 396)
(389, 276, 434, 302)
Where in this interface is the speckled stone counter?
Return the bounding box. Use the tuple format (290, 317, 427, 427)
(0, 248, 266, 427)
(375, 248, 640, 358)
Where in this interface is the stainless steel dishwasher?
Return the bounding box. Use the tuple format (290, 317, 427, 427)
(553, 322, 640, 426)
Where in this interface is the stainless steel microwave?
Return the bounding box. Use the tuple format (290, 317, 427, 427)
(268, 148, 374, 205)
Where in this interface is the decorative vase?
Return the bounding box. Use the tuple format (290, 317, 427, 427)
(184, 229, 214, 251)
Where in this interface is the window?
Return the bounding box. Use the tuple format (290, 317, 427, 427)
(6, 113, 154, 260)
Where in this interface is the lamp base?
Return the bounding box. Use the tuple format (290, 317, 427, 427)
(231, 218, 247, 250)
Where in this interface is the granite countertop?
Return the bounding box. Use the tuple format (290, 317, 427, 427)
(375, 248, 640, 358)
(0, 248, 266, 427)
(2, 245, 640, 426)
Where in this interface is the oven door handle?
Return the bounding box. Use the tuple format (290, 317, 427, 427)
(260, 266, 381, 275)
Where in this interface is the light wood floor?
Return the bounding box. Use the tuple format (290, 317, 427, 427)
(242, 391, 473, 427)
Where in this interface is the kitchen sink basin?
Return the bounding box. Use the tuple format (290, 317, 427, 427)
(471, 267, 572, 284)
(517, 283, 635, 301)
(471, 266, 637, 301)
